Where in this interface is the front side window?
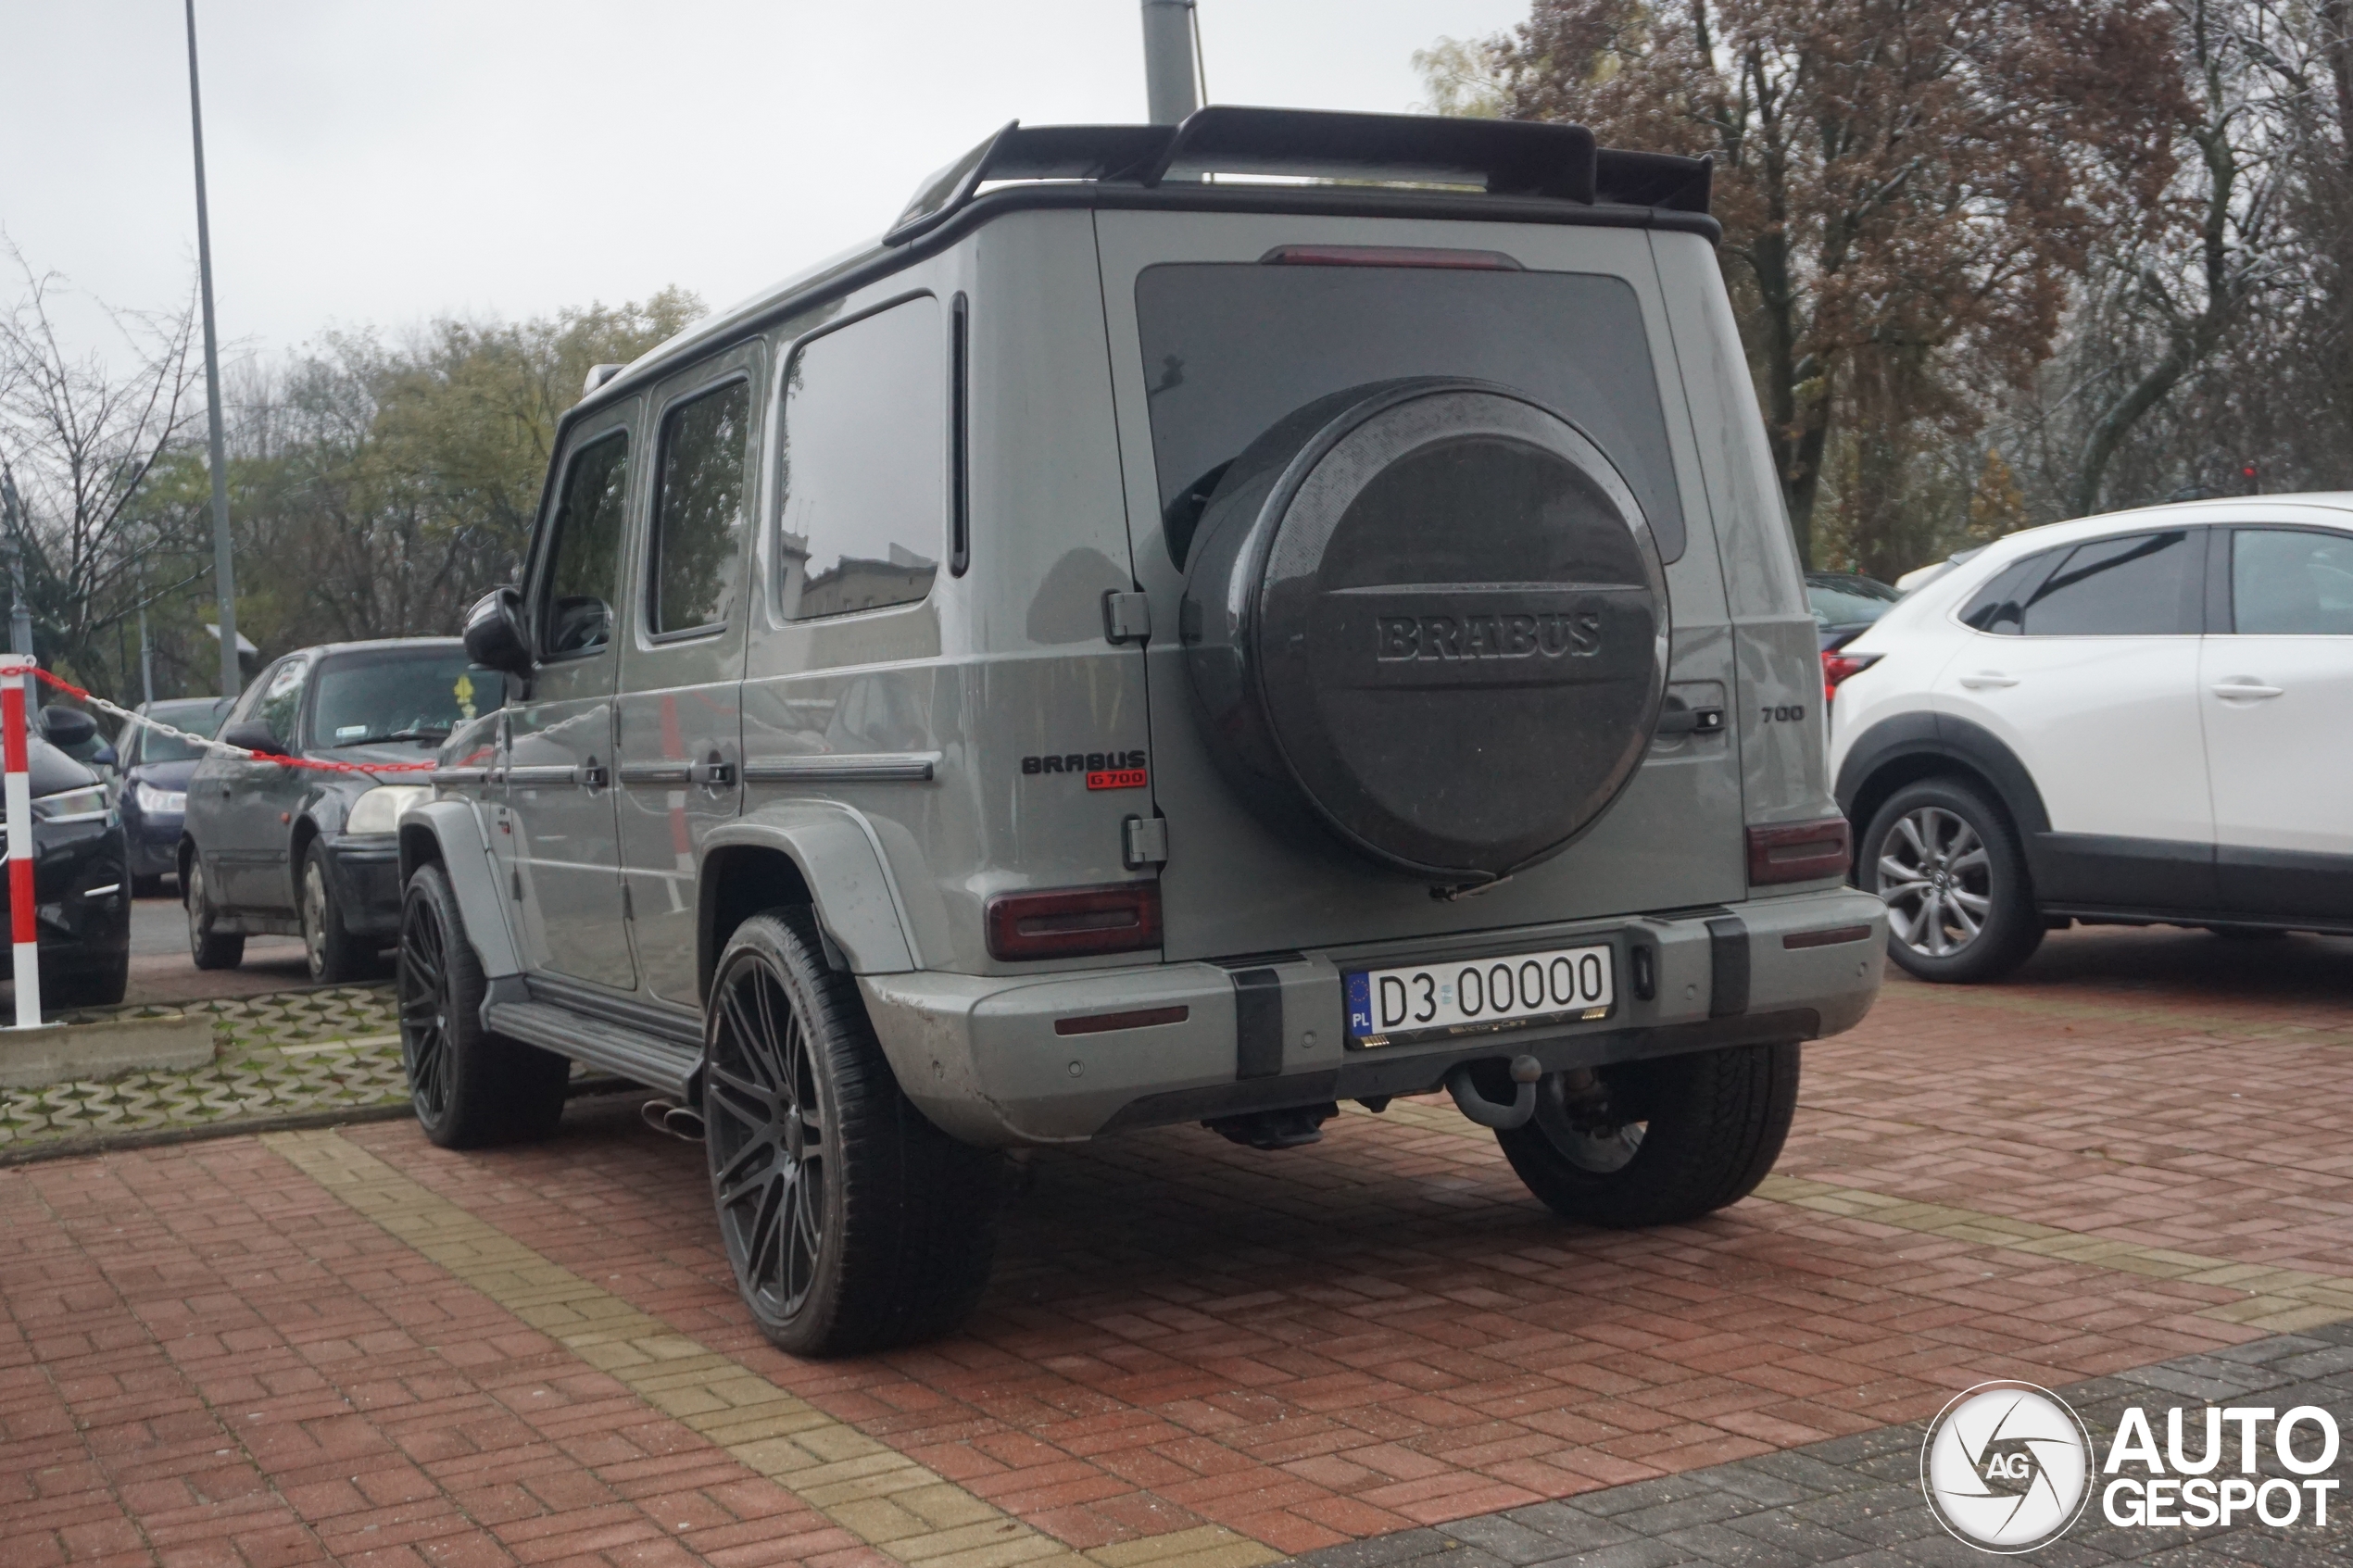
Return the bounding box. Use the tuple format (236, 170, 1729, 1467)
(540, 429, 631, 657)
(2231, 529, 2353, 634)
(648, 380, 752, 636)
(775, 298, 944, 621)
(2020, 531, 2196, 635)
(257, 657, 309, 748)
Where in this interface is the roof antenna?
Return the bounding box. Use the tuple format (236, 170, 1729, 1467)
(1140, 0, 1199, 125)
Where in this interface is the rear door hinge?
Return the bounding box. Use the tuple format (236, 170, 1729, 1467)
(621, 882, 634, 920)
(1102, 591, 1152, 645)
(1123, 814, 1169, 869)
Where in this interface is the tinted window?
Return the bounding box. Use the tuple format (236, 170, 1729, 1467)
(2020, 532, 2195, 635)
(313, 652, 488, 747)
(776, 299, 943, 621)
(2232, 529, 2353, 635)
(541, 430, 630, 656)
(1135, 265, 1685, 566)
(649, 380, 751, 636)
(256, 657, 309, 748)
(132, 700, 227, 765)
(1958, 554, 2050, 634)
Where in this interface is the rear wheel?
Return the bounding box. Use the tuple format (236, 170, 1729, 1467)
(301, 844, 363, 984)
(1497, 1043, 1800, 1228)
(397, 861, 567, 1148)
(703, 908, 1002, 1357)
(183, 857, 243, 971)
(1862, 778, 2041, 983)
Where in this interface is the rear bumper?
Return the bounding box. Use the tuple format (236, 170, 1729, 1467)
(862, 885, 1887, 1147)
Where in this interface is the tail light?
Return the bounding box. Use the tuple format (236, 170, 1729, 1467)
(986, 883, 1162, 960)
(1821, 648, 1881, 702)
(1747, 818, 1851, 885)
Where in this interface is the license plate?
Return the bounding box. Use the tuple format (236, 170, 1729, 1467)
(1346, 943, 1614, 1047)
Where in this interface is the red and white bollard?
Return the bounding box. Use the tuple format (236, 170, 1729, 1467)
(0, 653, 38, 1028)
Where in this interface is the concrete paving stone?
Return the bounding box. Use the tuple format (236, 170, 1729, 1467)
(1654, 1520, 1838, 1568)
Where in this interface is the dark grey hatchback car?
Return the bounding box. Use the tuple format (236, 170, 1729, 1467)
(181, 639, 489, 982)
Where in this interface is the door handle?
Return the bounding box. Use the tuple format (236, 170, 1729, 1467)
(689, 759, 736, 788)
(576, 761, 609, 790)
(2210, 681, 2284, 699)
(1958, 672, 2020, 689)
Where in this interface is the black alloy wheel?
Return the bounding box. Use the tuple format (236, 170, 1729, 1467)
(701, 908, 1002, 1357)
(398, 882, 455, 1127)
(706, 950, 828, 1327)
(396, 861, 566, 1148)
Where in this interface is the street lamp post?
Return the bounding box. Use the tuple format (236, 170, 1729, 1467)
(183, 0, 241, 701)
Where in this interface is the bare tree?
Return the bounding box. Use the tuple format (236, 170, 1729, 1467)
(0, 246, 204, 694)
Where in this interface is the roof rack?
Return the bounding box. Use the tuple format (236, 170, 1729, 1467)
(885, 106, 1711, 245)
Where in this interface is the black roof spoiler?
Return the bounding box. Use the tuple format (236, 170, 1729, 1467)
(886, 107, 1711, 245)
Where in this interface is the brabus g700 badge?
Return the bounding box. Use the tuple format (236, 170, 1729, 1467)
(1024, 749, 1148, 790)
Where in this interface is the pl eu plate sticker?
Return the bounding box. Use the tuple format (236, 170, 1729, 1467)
(1346, 972, 1372, 1035)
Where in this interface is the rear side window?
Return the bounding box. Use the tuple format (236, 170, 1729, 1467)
(775, 298, 944, 621)
(1958, 554, 2050, 634)
(2020, 531, 2197, 635)
(541, 430, 631, 657)
(1135, 264, 1685, 566)
(2231, 528, 2353, 634)
(648, 380, 751, 637)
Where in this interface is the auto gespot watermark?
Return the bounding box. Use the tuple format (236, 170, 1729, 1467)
(1920, 1381, 2341, 1553)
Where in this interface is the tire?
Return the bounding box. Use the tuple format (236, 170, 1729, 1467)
(1860, 777, 2042, 983)
(397, 860, 568, 1148)
(703, 907, 1003, 1357)
(1497, 1042, 1801, 1228)
(300, 842, 364, 985)
(183, 855, 244, 971)
(45, 955, 129, 1010)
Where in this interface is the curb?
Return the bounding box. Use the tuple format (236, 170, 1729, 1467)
(0, 1078, 648, 1169)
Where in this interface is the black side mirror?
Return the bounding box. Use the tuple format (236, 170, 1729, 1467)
(463, 586, 533, 678)
(219, 718, 285, 758)
(39, 706, 96, 748)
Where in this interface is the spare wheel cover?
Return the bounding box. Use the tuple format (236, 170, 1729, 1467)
(1183, 378, 1668, 882)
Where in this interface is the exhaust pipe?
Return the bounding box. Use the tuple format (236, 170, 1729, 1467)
(1445, 1054, 1542, 1130)
(639, 1098, 706, 1142)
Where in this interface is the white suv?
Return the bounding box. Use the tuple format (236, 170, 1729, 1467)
(1828, 495, 2353, 981)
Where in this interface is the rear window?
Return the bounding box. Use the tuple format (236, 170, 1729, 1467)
(1806, 576, 1899, 628)
(313, 651, 488, 748)
(1134, 263, 1685, 567)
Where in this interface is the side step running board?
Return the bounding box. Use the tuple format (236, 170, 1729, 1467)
(485, 1000, 700, 1101)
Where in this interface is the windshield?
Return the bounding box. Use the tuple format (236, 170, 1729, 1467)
(133, 701, 227, 764)
(1807, 575, 1900, 628)
(311, 651, 487, 748)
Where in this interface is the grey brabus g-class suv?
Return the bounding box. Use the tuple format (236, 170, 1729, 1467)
(397, 108, 1887, 1355)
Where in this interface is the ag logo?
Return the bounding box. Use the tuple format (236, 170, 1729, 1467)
(1920, 1382, 2094, 1553)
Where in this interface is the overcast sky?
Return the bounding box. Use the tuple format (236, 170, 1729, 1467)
(3, 1, 1528, 362)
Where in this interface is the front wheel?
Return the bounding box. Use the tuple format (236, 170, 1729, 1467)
(398, 861, 567, 1148)
(1861, 777, 2041, 983)
(1497, 1043, 1800, 1228)
(301, 844, 365, 984)
(183, 856, 244, 971)
(703, 908, 1003, 1357)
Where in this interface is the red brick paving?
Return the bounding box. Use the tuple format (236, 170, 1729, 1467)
(6, 924, 2351, 1563)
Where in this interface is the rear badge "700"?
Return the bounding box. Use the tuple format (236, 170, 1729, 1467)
(1023, 749, 1148, 790)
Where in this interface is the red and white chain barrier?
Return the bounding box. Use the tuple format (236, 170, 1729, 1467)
(2, 654, 40, 1027)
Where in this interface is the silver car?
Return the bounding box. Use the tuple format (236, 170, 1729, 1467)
(397, 107, 1886, 1355)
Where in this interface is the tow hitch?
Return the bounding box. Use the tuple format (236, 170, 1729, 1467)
(1445, 1054, 1543, 1129)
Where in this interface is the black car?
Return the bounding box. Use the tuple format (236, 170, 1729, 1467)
(182, 639, 487, 983)
(4, 709, 132, 1008)
(118, 697, 231, 897)
(1806, 570, 1902, 650)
